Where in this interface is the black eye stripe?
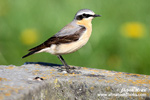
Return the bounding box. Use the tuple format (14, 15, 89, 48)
(76, 14, 93, 20)
(83, 14, 93, 17)
(76, 15, 83, 20)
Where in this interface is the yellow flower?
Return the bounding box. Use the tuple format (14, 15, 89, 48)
(121, 22, 145, 38)
(20, 29, 39, 45)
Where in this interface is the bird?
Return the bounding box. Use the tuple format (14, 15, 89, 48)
(22, 9, 101, 73)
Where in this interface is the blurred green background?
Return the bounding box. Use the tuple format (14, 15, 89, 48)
(0, 0, 150, 75)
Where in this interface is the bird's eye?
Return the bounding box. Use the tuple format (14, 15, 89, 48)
(82, 14, 92, 18)
(83, 14, 87, 17)
(76, 14, 92, 20)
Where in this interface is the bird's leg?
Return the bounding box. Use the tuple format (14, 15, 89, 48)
(57, 55, 71, 73)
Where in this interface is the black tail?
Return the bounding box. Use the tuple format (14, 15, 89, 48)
(22, 51, 37, 58)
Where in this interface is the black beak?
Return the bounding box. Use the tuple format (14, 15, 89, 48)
(93, 14, 101, 17)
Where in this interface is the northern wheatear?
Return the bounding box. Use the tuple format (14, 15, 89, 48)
(22, 9, 101, 73)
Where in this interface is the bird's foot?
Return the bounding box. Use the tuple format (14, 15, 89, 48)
(60, 65, 77, 69)
(57, 66, 81, 74)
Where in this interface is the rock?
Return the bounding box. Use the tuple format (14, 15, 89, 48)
(0, 63, 150, 100)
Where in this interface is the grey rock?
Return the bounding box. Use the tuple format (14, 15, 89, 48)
(0, 63, 150, 100)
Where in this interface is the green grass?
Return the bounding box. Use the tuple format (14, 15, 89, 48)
(0, 0, 150, 75)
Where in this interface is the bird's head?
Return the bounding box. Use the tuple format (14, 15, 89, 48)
(74, 9, 101, 26)
(75, 9, 100, 21)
